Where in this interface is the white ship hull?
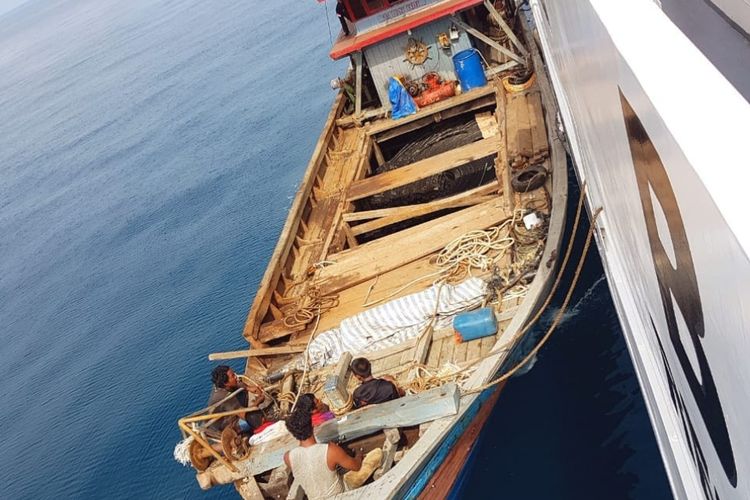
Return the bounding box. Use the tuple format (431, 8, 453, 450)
(531, 0, 750, 498)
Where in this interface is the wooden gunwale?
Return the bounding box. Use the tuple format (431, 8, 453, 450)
(241, 93, 345, 348)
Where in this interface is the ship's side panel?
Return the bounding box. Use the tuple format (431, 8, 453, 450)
(531, 0, 750, 498)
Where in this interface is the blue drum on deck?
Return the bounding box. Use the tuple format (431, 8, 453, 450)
(452, 49, 487, 92)
(453, 307, 497, 342)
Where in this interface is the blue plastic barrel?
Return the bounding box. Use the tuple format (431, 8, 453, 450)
(453, 307, 497, 342)
(452, 49, 487, 92)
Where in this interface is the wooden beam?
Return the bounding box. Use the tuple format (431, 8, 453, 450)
(258, 318, 307, 344)
(495, 81, 514, 214)
(348, 182, 499, 236)
(234, 477, 264, 500)
(366, 86, 496, 137)
(451, 17, 524, 65)
(209, 345, 306, 361)
(347, 135, 501, 201)
(344, 181, 499, 223)
(315, 383, 460, 443)
(341, 221, 359, 248)
(323, 351, 353, 410)
(373, 94, 497, 143)
(354, 51, 363, 117)
(485, 60, 519, 78)
(483, 0, 528, 56)
(372, 140, 386, 168)
(374, 428, 400, 480)
(315, 197, 509, 296)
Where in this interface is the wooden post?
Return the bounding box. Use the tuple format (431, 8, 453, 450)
(372, 140, 386, 167)
(280, 373, 295, 415)
(495, 84, 514, 214)
(234, 477, 264, 500)
(323, 351, 353, 410)
(374, 428, 400, 480)
(354, 51, 363, 117)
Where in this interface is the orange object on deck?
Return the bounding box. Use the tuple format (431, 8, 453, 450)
(413, 80, 456, 108)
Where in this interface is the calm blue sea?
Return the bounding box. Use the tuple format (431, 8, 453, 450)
(0, 1, 671, 498)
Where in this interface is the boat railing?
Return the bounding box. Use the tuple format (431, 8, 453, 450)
(177, 387, 260, 473)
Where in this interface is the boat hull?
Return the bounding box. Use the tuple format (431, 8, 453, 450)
(531, 0, 750, 498)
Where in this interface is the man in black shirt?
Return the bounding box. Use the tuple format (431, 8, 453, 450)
(206, 365, 265, 434)
(350, 357, 404, 408)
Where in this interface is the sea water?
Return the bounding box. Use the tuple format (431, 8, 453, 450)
(0, 1, 670, 498)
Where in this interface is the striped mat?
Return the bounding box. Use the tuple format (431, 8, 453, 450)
(306, 277, 486, 369)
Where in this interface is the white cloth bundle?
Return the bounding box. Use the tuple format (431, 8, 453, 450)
(306, 277, 486, 369)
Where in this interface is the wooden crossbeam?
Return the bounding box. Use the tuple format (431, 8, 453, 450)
(452, 17, 524, 65)
(346, 135, 501, 202)
(366, 86, 496, 137)
(315, 197, 509, 296)
(208, 345, 306, 361)
(373, 94, 497, 144)
(344, 180, 500, 223)
(314, 383, 460, 443)
(349, 184, 499, 236)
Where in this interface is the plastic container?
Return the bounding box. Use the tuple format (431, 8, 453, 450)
(452, 49, 487, 92)
(453, 307, 497, 342)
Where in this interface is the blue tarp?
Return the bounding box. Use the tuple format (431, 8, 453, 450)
(388, 77, 417, 119)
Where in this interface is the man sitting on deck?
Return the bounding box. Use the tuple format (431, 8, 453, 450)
(206, 365, 265, 435)
(350, 357, 405, 409)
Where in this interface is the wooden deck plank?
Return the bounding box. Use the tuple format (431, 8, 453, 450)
(527, 91, 548, 159)
(350, 191, 497, 236)
(346, 135, 501, 202)
(426, 338, 443, 369)
(467, 338, 482, 362)
(438, 337, 455, 368)
(453, 341, 468, 364)
(373, 93, 497, 143)
(315, 197, 509, 296)
(343, 181, 499, 223)
(480, 336, 496, 357)
(366, 86, 496, 136)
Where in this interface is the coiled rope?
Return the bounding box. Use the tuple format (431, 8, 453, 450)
(463, 201, 602, 395)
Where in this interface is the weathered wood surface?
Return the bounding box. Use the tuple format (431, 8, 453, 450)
(349, 185, 499, 236)
(234, 476, 264, 500)
(343, 181, 499, 223)
(209, 345, 306, 361)
(366, 86, 496, 137)
(324, 351, 353, 410)
(242, 94, 345, 347)
(315, 383, 460, 443)
(495, 81, 514, 213)
(315, 198, 509, 296)
(346, 135, 501, 202)
(374, 428, 401, 480)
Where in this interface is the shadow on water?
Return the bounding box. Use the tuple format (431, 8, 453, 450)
(456, 163, 673, 499)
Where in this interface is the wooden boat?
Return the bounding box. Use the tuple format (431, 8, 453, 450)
(177, 1, 569, 497)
